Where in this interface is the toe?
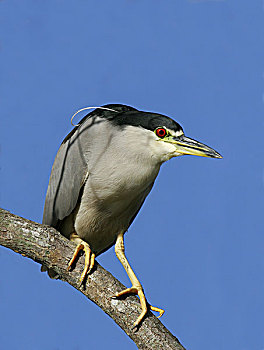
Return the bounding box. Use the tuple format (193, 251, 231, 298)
(149, 305, 165, 318)
(112, 287, 138, 298)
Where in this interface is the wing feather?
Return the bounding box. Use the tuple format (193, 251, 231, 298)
(42, 130, 88, 228)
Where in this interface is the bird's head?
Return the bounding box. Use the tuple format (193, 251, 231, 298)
(99, 104, 222, 163)
(150, 123, 222, 161)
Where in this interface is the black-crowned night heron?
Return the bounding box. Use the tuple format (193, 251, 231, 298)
(43, 104, 222, 328)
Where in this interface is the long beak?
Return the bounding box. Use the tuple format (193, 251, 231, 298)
(169, 135, 222, 159)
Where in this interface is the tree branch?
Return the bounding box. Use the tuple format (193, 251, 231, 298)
(0, 208, 186, 350)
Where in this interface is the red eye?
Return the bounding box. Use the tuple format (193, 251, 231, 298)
(155, 127, 167, 138)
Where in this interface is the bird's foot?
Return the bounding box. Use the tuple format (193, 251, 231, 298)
(112, 285, 164, 328)
(67, 233, 95, 284)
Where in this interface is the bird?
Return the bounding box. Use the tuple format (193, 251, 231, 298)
(42, 104, 222, 328)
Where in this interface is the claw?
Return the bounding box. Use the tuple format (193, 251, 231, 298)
(113, 285, 164, 327)
(114, 233, 164, 327)
(149, 305, 165, 318)
(67, 243, 83, 271)
(67, 233, 95, 284)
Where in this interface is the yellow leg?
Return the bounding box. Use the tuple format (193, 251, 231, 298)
(67, 233, 95, 284)
(113, 233, 164, 328)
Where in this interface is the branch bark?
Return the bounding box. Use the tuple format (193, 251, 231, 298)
(0, 208, 186, 350)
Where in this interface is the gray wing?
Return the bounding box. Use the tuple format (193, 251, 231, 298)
(42, 128, 88, 228)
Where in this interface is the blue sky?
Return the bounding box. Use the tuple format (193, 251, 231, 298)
(1, 1, 263, 349)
